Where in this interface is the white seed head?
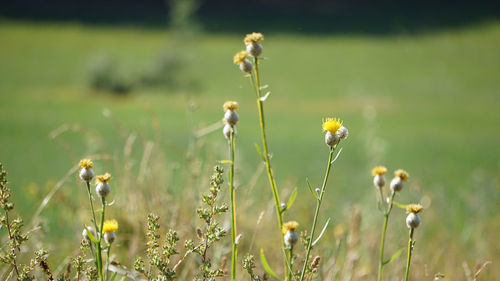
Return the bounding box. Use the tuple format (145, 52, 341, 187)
(284, 230, 299, 247)
(390, 177, 403, 192)
(104, 231, 116, 244)
(223, 124, 235, 139)
(96, 182, 110, 197)
(336, 126, 349, 140)
(373, 174, 386, 188)
(239, 59, 253, 73)
(246, 43, 263, 57)
(224, 110, 239, 125)
(79, 168, 95, 182)
(325, 131, 340, 147)
(406, 212, 421, 229)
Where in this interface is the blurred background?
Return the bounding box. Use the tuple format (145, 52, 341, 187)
(1, 0, 499, 280)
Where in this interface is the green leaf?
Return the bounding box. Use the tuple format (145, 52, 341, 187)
(85, 226, 99, 243)
(306, 178, 319, 201)
(392, 201, 407, 209)
(383, 248, 404, 265)
(218, 160, 233, 164)
(331, 147, 343, 165)
(284, 188, 298, 212)
(109, 272, 118, 281)
(260, 249, 283, 281)
(312, 218, 331, 247)
(255, 143, 265, 161)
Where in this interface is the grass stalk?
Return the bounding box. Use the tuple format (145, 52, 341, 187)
(298, 147, 335, 281)
(404, 228, 415, 281)
(377, 191, 396, 281)
(229, 127, 238, 281)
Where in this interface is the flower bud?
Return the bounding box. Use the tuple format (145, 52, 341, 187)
(104, 231, 116, 244)
(284, 230, 299, 247)
(390, 177, 403, 192)
(224, 110, 239, 125)
(79, 168, 95, 182)
(239, 59, 253, 73)
(336, 126, 349, 140)
(223, 124, 235, 139)
(325, 131, 340, 147)
(96, 182, 110, 197)
(406, 212, 421, 229)
(246, 43, 263, 57)
(82, 226, 97, 240)
(373, 174, 385, 188)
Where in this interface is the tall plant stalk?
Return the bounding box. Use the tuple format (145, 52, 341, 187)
(249, 56, 288, 278)
(404, 228, 415, 281)
(377, 191, 396, 281)
(298, 147, 335, 281)
(228, 127, 238, 281)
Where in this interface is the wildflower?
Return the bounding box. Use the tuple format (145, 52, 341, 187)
(244, 32, 264, 57)
(79, 158, 95, 182)
(371, 166, 388, 188)
(322, 118, 346, 147)
(390, 169, 409, 192)
(406, 204, 422, 228)
(282, 221, 299, 247)
(223, 101, 239, 125)
(96, 172, 112, 197)
(233, 50, 253, 73)
(102, 219, 118, 244)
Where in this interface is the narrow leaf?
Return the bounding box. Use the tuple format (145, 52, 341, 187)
(392, 201, 407, 209)
(383, 248, 404, 265)
(312, 218, 331, 247)
(306, 178, 319, 201)
(255, 143, 265, 161)
(85, 227, 99, 243)
(218, 160, 233, 164)
(260, 92, 271, 101)
(331, 147, 343, 165)
(109, 272, 118, 281)
(285, 188, 298, 211)
(260, 249, 283, 281)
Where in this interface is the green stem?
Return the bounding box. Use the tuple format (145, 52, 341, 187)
(229, 128, 237, 281)
(287, 246, 293, 281)
(377, 191, 396, 281)
(96, 197, 106, 281)
(85, 182, 99, 232)
(106, 245, 111, 281)
(404, 228, 415, 281)
(298, 147, 335, 281)
(251, 56, 288, 278)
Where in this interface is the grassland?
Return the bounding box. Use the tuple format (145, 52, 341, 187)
(0, 20, 499, 280)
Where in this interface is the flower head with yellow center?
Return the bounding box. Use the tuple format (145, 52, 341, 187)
(282, 221, 299, 234)
(406, 204, 423, 214)
(394, 169, 409, 181)
(223, 101, 239, 111)
(96, 172, 112, 183)
(322, 118, 343, 134)
(102, 219, 118, 233)
(371, 166, 388, 176)
(233, 51, 248, 65)
(79, 158, 93, 169)
(244, 32, 264, 45)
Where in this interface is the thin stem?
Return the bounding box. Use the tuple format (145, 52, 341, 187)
(229, 127, 237, 281)
(106, 244, 111, 281)
(96, 197, 106, 281)
(250, 56, 288, 278)
(377, 191, 396, 281)
(404, 228, 415, 281)
(4, 211, 20, 277)
(85, 182, 99, 233)
(298, 147, 335, 281)
(287, 246, 293, 281)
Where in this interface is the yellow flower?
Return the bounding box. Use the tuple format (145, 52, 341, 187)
(102, 219, 118, 233)
(79, 159, 93, 169)
(233, 50, 248, 65)
(371, 166, 388, 176)
(406, 204, 423, 214)
(244, 32, 264, 45)
(223, 101, 239, 111)
(394, 169, 409, 181)
(96, 172, 112, 183)
(322, 118, 343, 134)
(282, 221, 299, 234)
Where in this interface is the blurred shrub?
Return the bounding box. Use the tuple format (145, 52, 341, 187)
(87, 54, 135, 95)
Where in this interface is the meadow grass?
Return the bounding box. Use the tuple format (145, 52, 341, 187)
(0, 20, 499, 280)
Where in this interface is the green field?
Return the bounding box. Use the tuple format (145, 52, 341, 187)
(1, 20, 499, 279)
